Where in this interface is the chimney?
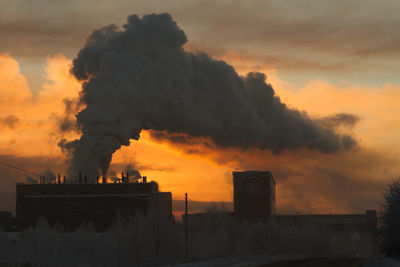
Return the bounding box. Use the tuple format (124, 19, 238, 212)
(143, 176, 147, 183)
(126, 172, 129, 183)
(57, 173, 61, 184)
(79, 172, 82, 184)
(121, 172, 125, 183)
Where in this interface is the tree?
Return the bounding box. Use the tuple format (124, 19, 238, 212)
(381, 178, 400, 258)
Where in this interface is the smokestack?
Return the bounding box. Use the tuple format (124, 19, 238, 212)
(63, 176, 66, 184)
(126, 172, 129, 183)
(121, 172, 125, 183)
(79, 172, 82, 183)
(143, 176, 147, 183)
(57, 173, 61, 184)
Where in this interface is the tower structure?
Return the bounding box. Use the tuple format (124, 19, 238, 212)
(233, 170, 276, 221)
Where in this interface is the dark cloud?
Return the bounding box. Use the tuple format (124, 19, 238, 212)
(150, 131, 193, 145)
(193, 46, 371, 73)
(1, 0, 399, 72)
(60, 13, 357, 181)
(148, 131, 215, 156)
(188, 1, 400, 59)
(317, 113, 360, 129)
(57, 98, 81, 133)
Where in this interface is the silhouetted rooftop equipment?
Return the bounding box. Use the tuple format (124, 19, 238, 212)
(16, 174, 172, 231)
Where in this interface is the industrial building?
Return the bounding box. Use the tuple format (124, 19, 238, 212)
(232, 170, 377, 238)
(233, 171, 276, 221)
(13, 168, 377, 239)
(186, 170, 377, 241)
(16, 175, 172, 231)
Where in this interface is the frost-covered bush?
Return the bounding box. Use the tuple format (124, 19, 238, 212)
(0, 209, 379, 265)
(361, 256, 400, 267)
(381, 178, 400, 259)
(0, 215, 180, 266)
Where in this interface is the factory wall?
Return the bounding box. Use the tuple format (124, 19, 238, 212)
(16, 182, 171, 231)
(276, 210, 377, 239)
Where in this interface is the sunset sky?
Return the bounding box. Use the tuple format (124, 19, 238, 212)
(1, 0, 400, 215)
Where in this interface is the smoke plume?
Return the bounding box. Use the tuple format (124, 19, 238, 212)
(125, 164, 141, 181)
(60, 13, 358, 181)
(41, 168, 56, 183)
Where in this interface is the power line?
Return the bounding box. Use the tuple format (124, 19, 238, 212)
(0, 160, 41, 177)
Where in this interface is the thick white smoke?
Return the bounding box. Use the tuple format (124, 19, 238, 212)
(59, 13, 357, 181)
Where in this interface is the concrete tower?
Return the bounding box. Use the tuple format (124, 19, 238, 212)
(233, 171, 276, 222)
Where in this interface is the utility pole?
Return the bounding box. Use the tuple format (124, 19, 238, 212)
(185, 192, 188, 259)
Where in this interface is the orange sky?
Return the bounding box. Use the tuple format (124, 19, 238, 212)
(1, 50, 400, 214)
(1, 2, 400, 214)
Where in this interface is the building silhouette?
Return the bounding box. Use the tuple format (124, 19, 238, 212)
(16, 178, 172, 231)
(11, 169, 377, 238)
(232, 170, 377, 239)
(233, 170, 276, 221)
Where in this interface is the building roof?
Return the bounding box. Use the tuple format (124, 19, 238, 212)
(232, 170, 276, 184)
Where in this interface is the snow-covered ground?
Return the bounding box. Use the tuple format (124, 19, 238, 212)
(172, 255, 400, 267)
(361, 256, 400, 267)
(0, 213, 392, 266)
